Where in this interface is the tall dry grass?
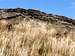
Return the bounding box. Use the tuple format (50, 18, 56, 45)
(0, 18, 75, 56)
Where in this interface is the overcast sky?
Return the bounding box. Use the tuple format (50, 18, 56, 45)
(0, 0, 75, 19)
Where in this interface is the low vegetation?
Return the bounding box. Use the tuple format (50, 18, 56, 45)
(0, 8, 75, 56)
(0, 18, 74, 56)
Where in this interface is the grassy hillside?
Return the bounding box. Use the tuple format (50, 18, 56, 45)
(0, 8, 75, 56)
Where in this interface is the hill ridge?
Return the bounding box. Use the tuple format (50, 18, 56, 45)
(0, 8, 75, 29)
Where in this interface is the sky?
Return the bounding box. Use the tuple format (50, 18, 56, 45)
(0, 0, 75, 19)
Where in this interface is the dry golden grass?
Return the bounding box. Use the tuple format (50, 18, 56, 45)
(0, 18, 75, 56)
